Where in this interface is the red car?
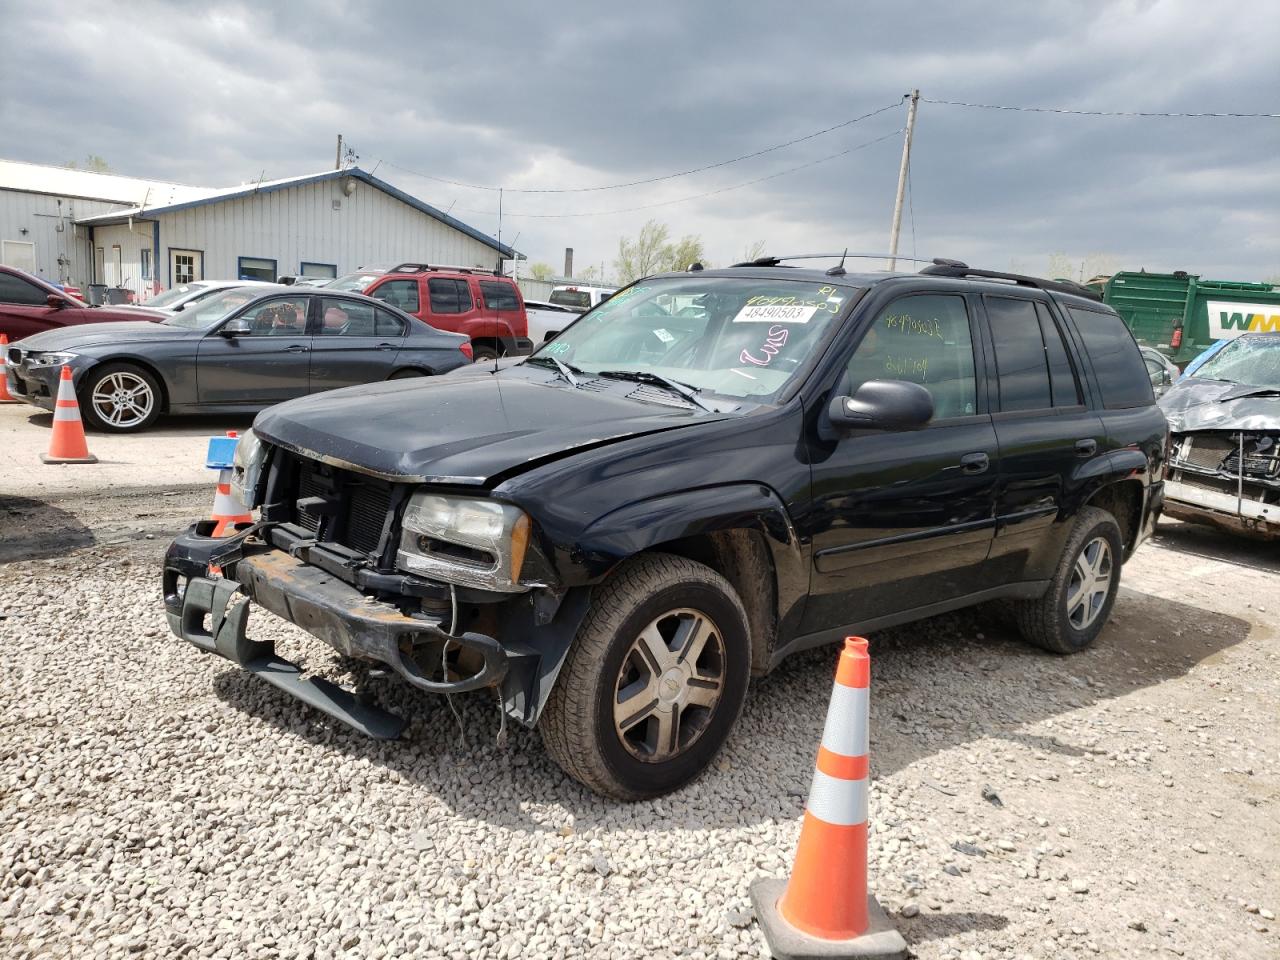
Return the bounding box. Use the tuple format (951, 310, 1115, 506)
(330, 263, 532, 360)
(0, 265, 161, 341)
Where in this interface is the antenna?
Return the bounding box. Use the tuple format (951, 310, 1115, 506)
(494, 188, 503, 374)
(826, 248, 849, 277)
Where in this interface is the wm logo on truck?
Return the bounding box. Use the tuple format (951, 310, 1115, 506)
(1207, 300, 1280, 340)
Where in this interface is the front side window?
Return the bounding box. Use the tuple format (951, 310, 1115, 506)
(317, 298, 377, 337)
(371, 279, 420, 313)
(428, 278, 472, 314)
(0, 272, 48, 306)
(529, 276, 858, 401)
(241, 297, 310, 336)
(480, 280, 520, 311)
(846, 294, 977, 419)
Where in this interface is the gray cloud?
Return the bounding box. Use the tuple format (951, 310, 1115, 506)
(2, 0, 1276, 280)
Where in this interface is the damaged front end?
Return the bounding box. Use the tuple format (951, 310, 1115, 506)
(1165, 431, 1280, 539)
(163, 443, 594, 739)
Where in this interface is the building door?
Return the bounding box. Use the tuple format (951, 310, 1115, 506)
(171, 249, 203, 285)
(94, 246, 105, 283)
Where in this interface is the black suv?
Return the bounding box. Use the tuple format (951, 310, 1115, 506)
(164, 257, 1167, 800)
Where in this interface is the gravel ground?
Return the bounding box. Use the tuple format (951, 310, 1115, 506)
(1, 488, 1277, 960)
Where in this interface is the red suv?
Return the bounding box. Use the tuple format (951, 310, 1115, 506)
(0, 265, 162, 341)
(331, 263, 532, 360)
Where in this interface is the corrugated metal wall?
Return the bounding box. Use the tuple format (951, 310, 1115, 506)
(0, 190, 125, 288)
(91, 221, 157, 300)
(157, 179, 502, 286)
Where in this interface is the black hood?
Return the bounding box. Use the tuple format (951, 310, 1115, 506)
(1159, 376, 1280, 433)
(15, 320, 195, 351)
(254, 372, 728, 485)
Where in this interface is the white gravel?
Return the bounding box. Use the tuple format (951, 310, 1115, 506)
(1, 494, 1278, 960)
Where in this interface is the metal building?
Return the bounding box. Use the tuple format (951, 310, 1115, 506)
(0, 159, 514, 301)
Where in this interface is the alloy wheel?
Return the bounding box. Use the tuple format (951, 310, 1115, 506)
(612, 607, 726, 762)
(90, 372, 155, 429)
(1066, 536, 1113, 630)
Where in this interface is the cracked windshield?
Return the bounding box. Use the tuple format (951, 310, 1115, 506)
(530, 276, 858, 400)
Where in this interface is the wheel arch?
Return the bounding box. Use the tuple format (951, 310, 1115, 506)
(387, 364, 435, 378)
(1082, 477, 1145, 560)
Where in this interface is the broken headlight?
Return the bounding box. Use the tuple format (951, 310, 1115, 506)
(230, 429, 268, 509)
(396, 493, 532, 593)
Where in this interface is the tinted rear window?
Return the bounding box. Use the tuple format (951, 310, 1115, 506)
(1068, 307, 1154, 408)
(550, 290, 591, 310)
(480, 280, 520, 312)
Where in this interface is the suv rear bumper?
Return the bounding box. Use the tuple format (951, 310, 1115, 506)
(163, 523, 510, 737)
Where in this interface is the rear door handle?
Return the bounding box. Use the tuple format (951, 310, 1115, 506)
(376, 342, 396, 350)
(960, 452, 990, 474)
(1075, 439, 1098, 457)
(285, 344, 310, 353)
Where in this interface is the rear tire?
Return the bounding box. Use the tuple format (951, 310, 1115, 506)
(78, 362, 162, 433)
(540, 553, 751, 801)
(1014, 506, 1123, 654)
(471, 343, 500, 362)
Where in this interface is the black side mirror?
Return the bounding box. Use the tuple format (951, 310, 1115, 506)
(543, 330, 559, 343)
(46, 294, 67, 309)
(219, 317, 252, 337)
(827, 379, 934, 433)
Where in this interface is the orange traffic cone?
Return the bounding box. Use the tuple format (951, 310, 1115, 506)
(210, 466, 252, 536)
(0, 334, 19, 403)
(41, 366, 98, 464)
(750, 638, 907, 959)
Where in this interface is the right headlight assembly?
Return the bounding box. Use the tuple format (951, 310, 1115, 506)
(396, 493, 532, 593)
(230, 429, 268, 509)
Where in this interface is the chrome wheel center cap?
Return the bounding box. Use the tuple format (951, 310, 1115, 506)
(658, 669, 684, 705)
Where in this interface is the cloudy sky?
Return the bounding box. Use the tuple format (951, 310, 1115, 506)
(3, 0, 1276, 281)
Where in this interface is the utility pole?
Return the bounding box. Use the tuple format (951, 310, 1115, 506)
(886, 90, 920, 272)
(335, 134, 343, 171)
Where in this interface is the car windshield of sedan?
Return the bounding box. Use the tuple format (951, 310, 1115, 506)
(526, 276, 858, 400)
(1193, 336, 1280, 390)
(145, 283, 209, 309)
(162, 288, 262, 330)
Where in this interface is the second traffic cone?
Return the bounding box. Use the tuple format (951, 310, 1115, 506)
(750, 637, 907, 959)
(40, 366, 97, 464)
(0, 334, 19, 403)
(210, 466, 252, 536)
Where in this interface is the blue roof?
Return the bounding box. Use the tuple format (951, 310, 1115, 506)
(76, 167, 517, 259)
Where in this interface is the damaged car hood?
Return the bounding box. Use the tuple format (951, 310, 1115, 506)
(1159, 377, 1280, 432)
(253, 373, 729, 485)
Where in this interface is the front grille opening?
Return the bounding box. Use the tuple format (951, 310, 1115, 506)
(290, 457, 395, 559)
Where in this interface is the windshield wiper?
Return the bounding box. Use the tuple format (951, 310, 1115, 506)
(597, 369, 718, 412)
(524, 354, 584, 387)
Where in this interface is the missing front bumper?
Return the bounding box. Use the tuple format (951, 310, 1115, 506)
(164, 528, 510, 738)
(1164, 478, 1279, 539)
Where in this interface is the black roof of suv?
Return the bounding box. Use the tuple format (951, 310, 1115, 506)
(163, 257, 1168, 799)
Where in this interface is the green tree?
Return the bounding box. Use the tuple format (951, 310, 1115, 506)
(613, 220, 710, 283)
(528, 262, 554, 281)
(64, 155, 111, 173)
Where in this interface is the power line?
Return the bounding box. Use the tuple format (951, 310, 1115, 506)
(921, 97, 1280, 119)
(374, 98, 906, 194)
(432, 128, 904, 220)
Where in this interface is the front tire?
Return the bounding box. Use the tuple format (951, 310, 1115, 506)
(1014, 506, 1123, 654)
(78, 362, 162, 433)
(540, 553, 751, 801)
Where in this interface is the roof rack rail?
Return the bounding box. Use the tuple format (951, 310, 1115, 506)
(389, 262, 500, 276)
(728, 252, 948, 268)
(918, 261, 1103, 301)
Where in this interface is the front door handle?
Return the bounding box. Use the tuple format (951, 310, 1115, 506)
(960, 452, 990, 474)
(375, 342, 396, 350)
(285, 344, 310, 353)
(1075, 438, 1098, 457)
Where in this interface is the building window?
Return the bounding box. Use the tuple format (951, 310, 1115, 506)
(300, 261, 337, 279)
(1, 240, 36, 274)
(171, 249, 202, 285)
(112, 245, 122, 285)
(238, 256, 277, 283)
(140, 248, 153, 281)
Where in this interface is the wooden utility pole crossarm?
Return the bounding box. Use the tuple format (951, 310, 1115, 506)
(887, 90, 920, 272)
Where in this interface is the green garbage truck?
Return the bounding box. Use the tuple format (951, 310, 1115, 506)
(1090, 271, 1280, 366)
